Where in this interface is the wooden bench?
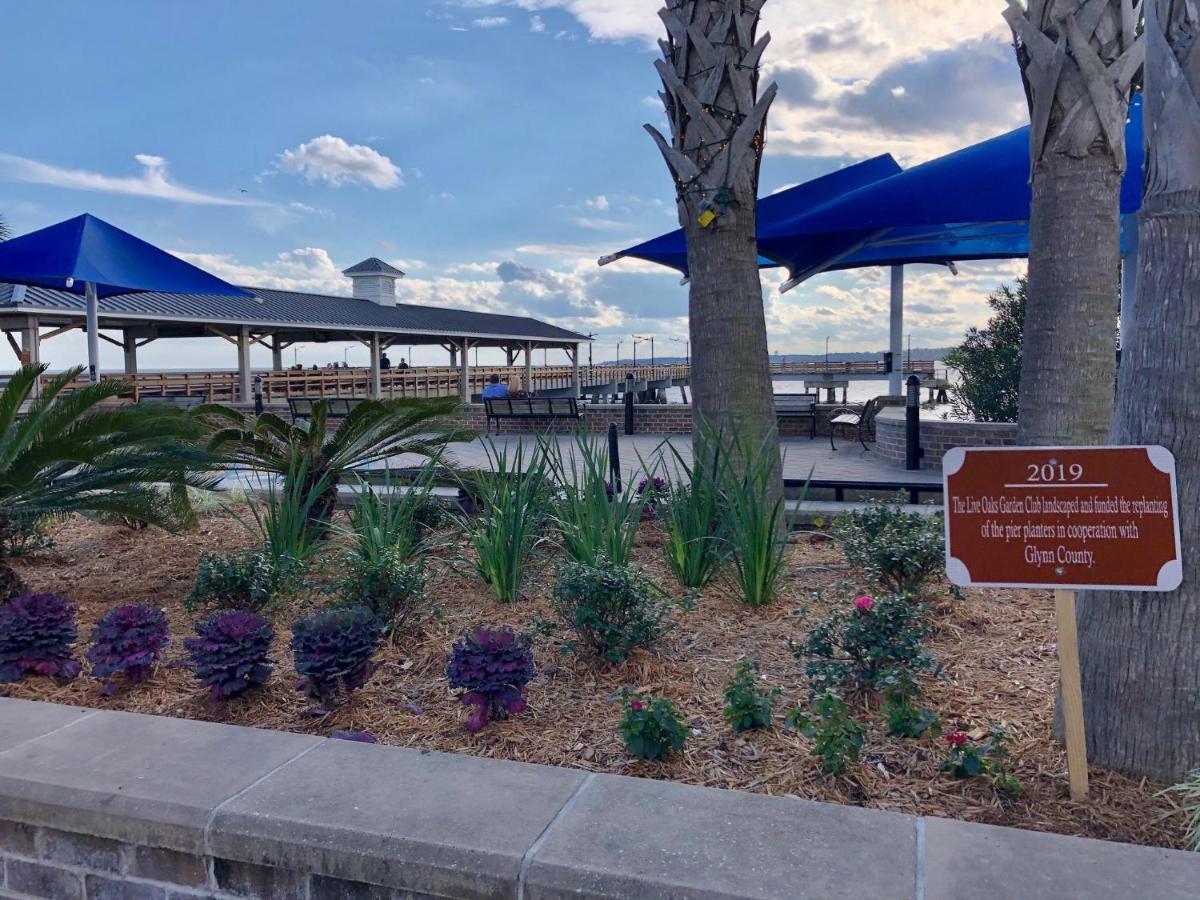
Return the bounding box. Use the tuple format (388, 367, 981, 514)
(287, 397, 361, 424)
(483, 396, 582, 434)
(774, 393, 818, 439)
(137, 396, 204, 411)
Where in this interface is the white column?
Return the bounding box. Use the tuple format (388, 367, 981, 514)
(370, 333, 382, 399)
(271, 340, 283, 373)
(122, 330, 137, 376)
(237, 326, 253, 403)
(889, 265, 905, 396)
(21, 315, 40, 398)
(570, 345, 581, 398)
(525, 341, 534, 395)
(1121, 219, 1139, 340)
(459, 339, 471, 403)
(449, 345, 458, 368)
(85, 281, 101, 383)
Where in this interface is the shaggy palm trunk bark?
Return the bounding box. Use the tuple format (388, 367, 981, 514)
(647, 1, 782, 491)
(1005, 0, 1143, 445)
(1077, 0, 1200, 781)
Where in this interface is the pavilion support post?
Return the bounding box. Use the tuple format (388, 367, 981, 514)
(525, 341, 534, 396)
(449, 345, 458, 368)
(271, 340, 284, 373)
(21, 315, 40, 398)
(122, 330, 138, 377)
(1121, 222, 1139, 341)
(237, 326, 253, 404)
(570, 345, 581, 398)
(370, 333, 383, 399)
(85, 281, 101, 383)
(889, 265, 905, 396)
(459, 339, 471, 403)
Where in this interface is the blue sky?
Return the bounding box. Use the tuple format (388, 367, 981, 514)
(1, 0, 1028, 371)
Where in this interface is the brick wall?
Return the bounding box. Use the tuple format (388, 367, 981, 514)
(875, 409, 1017, 469)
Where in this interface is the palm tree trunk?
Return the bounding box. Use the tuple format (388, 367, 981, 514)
(1077, 0, 1200, 781)
(1018, 154, 1122, 443)
(1005, 0, 1143, 446)
(647, 1, 782, 491)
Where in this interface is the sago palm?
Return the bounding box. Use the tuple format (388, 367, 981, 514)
(200, 396, 473, 527)
(0, 364, 217, 599)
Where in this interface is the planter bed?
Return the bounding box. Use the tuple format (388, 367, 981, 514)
(0, 508, 1185, 851)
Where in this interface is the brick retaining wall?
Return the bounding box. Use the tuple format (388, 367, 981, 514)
(1, 698, 1196, 900)
(876, 409, 1017, 470)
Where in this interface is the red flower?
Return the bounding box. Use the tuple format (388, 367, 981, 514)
(630, 700, 643, 712)
(945, 731, 968, 748)
(854, 595, 874, 613)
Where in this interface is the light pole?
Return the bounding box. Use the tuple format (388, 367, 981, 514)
(632, 335, 648, 369)
(825, 336, 831, 372)
(668, 336, 689, 366)
(616, 341, 622, 367)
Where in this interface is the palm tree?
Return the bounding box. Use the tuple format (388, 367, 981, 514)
(1004, 0, 1143, 444)
(0, 364, 217, 600)
(199, 396, 474, 528)
(1076, 0, 1200, 781)
(645, 1, 782, 493)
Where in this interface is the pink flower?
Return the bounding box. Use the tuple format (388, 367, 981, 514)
(945, 731, 968, 748)
(854, 595, 875, 613)
(630, 700, 643, 713)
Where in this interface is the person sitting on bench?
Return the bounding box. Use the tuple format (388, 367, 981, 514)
(482, 374, 509, 399)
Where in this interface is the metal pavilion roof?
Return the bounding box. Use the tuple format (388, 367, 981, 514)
(0, 282, 590, 346)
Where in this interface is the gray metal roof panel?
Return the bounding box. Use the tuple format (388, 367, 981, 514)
(342, 257, 405, 277)
(0, 283, 589, 343)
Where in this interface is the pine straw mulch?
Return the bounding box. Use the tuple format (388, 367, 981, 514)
(0, 509, 1187, 851)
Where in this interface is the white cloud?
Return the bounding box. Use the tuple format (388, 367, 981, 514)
(530, 14, 546, 32)
(584, 194, 609, 211)
(276, 136, 403, 189)
(0, 152, 257, 206)
(172, 247, 350, 295)
(471, 16, 509, 27)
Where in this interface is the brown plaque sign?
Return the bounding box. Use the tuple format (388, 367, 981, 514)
(943, 446, 1182, 591)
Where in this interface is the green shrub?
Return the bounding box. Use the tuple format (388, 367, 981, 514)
(551, 556, 678, 664)
(1159, 771, 1200, 852)
(717, 426, 792, 607)
(0, 515, 54, 558)
(832, 496, 945, 597)
(941, 726, 1017, 793)
(880, 669, 940, 739)
(458, 442, 550, 603)
(616, 689, 687, 761)
(794, 593, 935, 695)
(335, 550, 426, 631)
(652, 444, 728, 589)
(187, 548, 294, 612)
(543, 434, 641, 567)
(723, 660, 779, 732)
(786, 691, 864, 775)
(944, 278, 1024, 423)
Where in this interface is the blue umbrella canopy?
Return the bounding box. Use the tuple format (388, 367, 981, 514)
(601, 154, 903, 276)
(0, 213, 254, 298)
(607, 97, 1146, 288)
(0, 213, 253, 382)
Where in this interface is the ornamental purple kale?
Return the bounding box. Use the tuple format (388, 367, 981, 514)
(0, 593, 81, 683)
(289, 606, 382, 710)
(184, 609, 275, 701)
(446, 626, 536, 732)
(86, 605, 170, 694)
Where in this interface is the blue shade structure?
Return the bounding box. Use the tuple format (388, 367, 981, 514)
(0, 213, 253, 381)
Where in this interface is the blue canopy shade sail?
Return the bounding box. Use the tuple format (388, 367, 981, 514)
(605, 97, 1146, 290)
(601, 154, 903, 277)
(0, 213, 253, 382)
(0, 213, 254, 298)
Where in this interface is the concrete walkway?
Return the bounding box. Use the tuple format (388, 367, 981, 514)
(0, 699, 1194, 899)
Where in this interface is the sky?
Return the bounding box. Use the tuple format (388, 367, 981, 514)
(0, 0, 1029, 372)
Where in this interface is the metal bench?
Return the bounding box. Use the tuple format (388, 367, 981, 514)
(828, 396, 894, 451)
(483, 396, 582, 434)
(287, 397, 361, 423)
(137, 395, 204, 410)
(774, 393, 818, 439)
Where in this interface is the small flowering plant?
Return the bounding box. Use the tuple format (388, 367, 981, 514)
(941, 726, 1012, 780)
(446, 626, 536, 732)
(636, 476, 669, 520)
(86, 604, 170, 694)
(184, 609, 275, 701)
(615, 688, 687, 761)
(290, 606, 383, 711)
(722, 660, 780, 732)
(0, 593, 81, 683)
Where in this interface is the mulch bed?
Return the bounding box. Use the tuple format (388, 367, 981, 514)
(1, 509, 1186, 850)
